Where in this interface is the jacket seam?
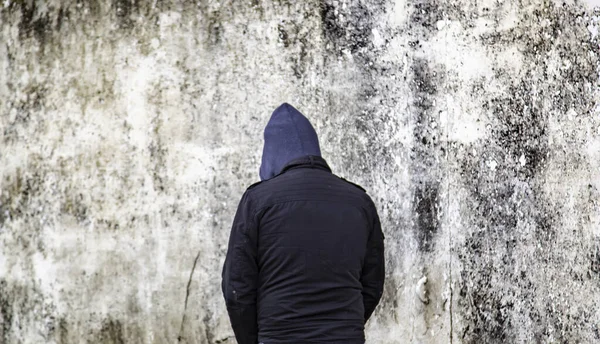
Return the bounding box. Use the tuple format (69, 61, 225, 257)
(252, 198, 371, 222)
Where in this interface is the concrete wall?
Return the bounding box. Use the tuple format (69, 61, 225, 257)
(1, 0, 599, 343)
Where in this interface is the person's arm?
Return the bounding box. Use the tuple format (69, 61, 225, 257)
(360, 206, 385, 323)
(221, 192, 259, 344)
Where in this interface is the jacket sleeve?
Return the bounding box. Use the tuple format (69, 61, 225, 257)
(221, 191, 259, 344)
(360, 206, 385, 323)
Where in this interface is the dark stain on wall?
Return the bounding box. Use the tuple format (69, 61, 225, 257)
(0, 280, 13, 343)
(406, 0, 448, 257)
(114, 0, 139, 30)
(55, 6, 69, 31)
(60, 193, 89, 223)
(9, 0, 51, 45)
(0, 165, 45, 227)
(207, 15, 222, 46)
(408, 1, 444, 36)
(277, 23, 290, 47)
(456, 82, 554, 344)
(318, 0, 390, 178)
(414, 183, 439, 252)
(202, 313, 214, 344)
(149, 114, 168, 193)
(195, 3, 224, 49)
(456, 2, 599, 342)
(591, 243, 600, 277)
(276, 20, 311, 79)
(0, 280, 58, 342)
(3, 83, 48, 144)
(457, 224, 518, 343)
(247, 3, 323, 81)
(409, 56, 443, 252)
(57, 317, 69, 344)
(487, 79, 549, 179)
(318, 0, 384, 64)
(410, 59, 438, 146)
(97, 318, 125, 344)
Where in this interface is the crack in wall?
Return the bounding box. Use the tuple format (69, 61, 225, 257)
(177, 251, 201, 343)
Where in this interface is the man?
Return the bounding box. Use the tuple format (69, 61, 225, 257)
(222, 103, 385, 344)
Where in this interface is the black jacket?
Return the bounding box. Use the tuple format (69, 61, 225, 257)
(222, 156, 385, 344)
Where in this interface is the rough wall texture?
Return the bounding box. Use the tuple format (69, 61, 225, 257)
(1, 0, 600, 343)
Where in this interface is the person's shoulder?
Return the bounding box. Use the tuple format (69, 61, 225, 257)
(243, 178, 276, 197)
(246, 180, 263, 191)
(241, 180, 264, 200)
(336, 176, 377, 211)
(237, 180, 266, 209)
(245, 171, 289, 193)
(337, 176, 367, 193)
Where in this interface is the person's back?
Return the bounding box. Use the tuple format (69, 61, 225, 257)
(222, 103, 385, 344)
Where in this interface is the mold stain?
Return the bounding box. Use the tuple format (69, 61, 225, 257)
(317, 0, 390, 176)
(408, 1, 444, 35)
(318, 0, 384, 63)
(0, 164, 46, 227)
(55, 6, 69, 31)
(457, 101, 554, 343)
(409, 55, 444, 253)
(202, 313, 214, 344)
(60, 193, 89, 223)
(205, 11, 222, 47)
(486, 80, 549, 180)
(3, 83, 48, 144)
(97, 318, 125, 344)
(410, 58, 441, 150)
(10, 0, 51, 45)
(114, 0, 138, 30)
(591, 244, 600, 278)
(404, 0, 448, 262)
(57, 318, 69, 344)
(414, 183, 439, 252)
(276, 19, 313, 79)
(149, 113, 168, 193)
(455, 2, 599, 342)
(0, 280, 58, 342)
(277, 23, 290, 48)
(0, 280, 13, 343)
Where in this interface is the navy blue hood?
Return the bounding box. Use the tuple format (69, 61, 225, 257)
(259, 103, 321, 181)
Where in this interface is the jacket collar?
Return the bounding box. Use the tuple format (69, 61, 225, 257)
(277, 155, 332, 176)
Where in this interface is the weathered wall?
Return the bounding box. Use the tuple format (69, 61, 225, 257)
(1, 0, 599, 343)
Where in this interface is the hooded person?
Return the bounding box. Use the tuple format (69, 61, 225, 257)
(258, 103, 322, 181)
(221, 103, 385, 344)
